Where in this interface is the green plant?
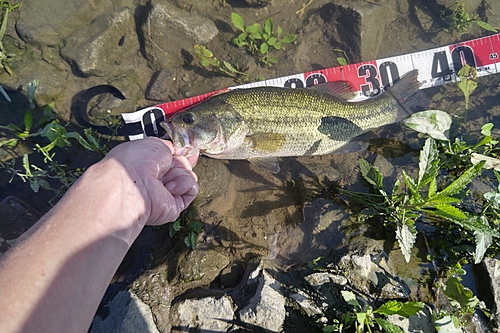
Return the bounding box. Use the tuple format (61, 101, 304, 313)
(333, 48, 350, 66)
(434, 263, 490, 330)
(323, 290, 424, 333)
(1, 80, 114, 198)
(456, 64, 477, 110)
(441, 1, 497, 36)
(231, 12, 296, 66)
(194, 44, 248, 81)
(169, 205, 203, 249)
(0, 0, 19, 76)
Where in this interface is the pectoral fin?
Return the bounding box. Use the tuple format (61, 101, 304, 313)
(247, 133, 286, 153)
(248, 157, 280, 173)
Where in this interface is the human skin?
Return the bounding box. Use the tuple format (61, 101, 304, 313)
(0, 138, 199, 333)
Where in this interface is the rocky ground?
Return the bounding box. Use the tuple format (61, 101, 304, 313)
(1, 0, 500, 332)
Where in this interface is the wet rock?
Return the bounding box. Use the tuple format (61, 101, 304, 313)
(476, 256, 500, 331)
(1, 57, 70, 109)
(288, 289, 327, 322)
(0, 196, 40, 255)
(60, 8, 139, 77)
(169, 294, 234, 332)
(141, 1, 219, 71)
(336, 238, 410, 299)
(177, 244, 230, 284)
(236, 267, 286, 332)
(145, 69, 176, 101)
(316, 0, 397, 62)
(90, 290, 159, 333)
(16, 0, 116, 46)
(386, 307, 435, 333)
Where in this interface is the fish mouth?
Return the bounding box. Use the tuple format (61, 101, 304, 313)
(160, 121, 195, 157)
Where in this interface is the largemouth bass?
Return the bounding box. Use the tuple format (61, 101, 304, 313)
(161, 69, 424, 173)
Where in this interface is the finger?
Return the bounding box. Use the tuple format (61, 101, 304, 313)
(165, 174, 199, 195)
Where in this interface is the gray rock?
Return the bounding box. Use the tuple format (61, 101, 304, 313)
(145, 69, 176, 101)
(337, 239, 410, 299)
(0, 197, 40, 256)
(61, 8, 139, 77)
(477, 257, 500, 331)
(90, 290, 160, 333)
(16, 0, 115, 46)
(305, 272, 348, 288)
(177, 245, 230, 284)
(387, 307, 436, 333)
(141, 2, 218, 70)
(237, 268, 286, 332)
(169, 295, 234, 333)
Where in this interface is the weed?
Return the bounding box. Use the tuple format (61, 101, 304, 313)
(0, 80, 113, 200)
(441, 1, 497, 36)
(193, 44, 248, 82)
(456, 64, 477, 111)
(323, 290, 424, 333)
(231, 13, 296, 66)
(333, 48, 350, 66)
(169, 205, 203, 249)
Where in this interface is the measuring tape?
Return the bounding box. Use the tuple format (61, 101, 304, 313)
(120, 33, 500, 140)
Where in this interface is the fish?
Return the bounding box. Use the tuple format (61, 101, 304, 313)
(161, 69, 424, 173)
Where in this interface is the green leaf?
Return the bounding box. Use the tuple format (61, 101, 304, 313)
(396, 224, 417, 263)
(481, 123, 494, 136)
(267, 37, 277, 46)
(444, 276, 474, 309)
(373, 318, 404, 333)
(403, 110, 452, 141)
(434, 315, 462, 333)
(24, 110, 33, 132)
(281, 34, 297, 43)
(246, 23, 260, 35)
(402, 170, 419, 198)
(438, 161, 485, 197)
(273, 41, 282, 50)
(397, 302, 425, 317)
(337, 57, 348, 66)
(264, 18, 273, 36)
(428, 177, 437, 198)
(422, 203, 467, 222)
(417, 138, 440, 187)
(374, 300, 402, 316)
(27, 79, 39, 110)
(341, 290, 360, 309)
(231, 12, 245, 32)
(260, 42, 268, 54)
(475, 20, 498, 32)
(277, 26, 282, 36)
(356, 312, 367, 329)
(474, 216, 493, 264)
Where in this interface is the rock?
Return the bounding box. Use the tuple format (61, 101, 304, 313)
(61, 8, 139, 77)
(237, 267, 286, 332)
(169, 294, 234, 332)
(0, 197, 40, 256)
(145, 69, 176, 101)
(90, 290, 160, 333)
(336, 239, 410, 299)
(386, 307, 435, 333)
(16, 0, 117, 46)
(141, 1, 219, 70)
(476, 256, 500, 331)
(177, 245, 230, 284)
(316, 1, 397, 62)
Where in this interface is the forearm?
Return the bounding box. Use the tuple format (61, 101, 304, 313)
(0, 158, 147, 333)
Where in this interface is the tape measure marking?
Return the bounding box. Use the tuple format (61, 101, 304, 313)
(123, 33, 500, 140)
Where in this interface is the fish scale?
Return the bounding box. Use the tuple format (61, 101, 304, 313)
(161, 69, 425, 172)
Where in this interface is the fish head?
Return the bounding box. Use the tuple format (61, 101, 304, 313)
(160, 99, 248, 158)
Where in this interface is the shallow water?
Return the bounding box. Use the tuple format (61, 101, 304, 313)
(1, 0, 500, 331)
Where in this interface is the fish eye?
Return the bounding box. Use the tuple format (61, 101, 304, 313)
(182, 113, 195, 125)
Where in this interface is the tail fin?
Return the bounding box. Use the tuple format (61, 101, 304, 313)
(387, 69, 428, 120)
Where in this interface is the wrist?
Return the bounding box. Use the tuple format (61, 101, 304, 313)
(64, 157, 150, 246)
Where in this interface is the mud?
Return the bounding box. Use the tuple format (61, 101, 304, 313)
(1, 0, 500, 332)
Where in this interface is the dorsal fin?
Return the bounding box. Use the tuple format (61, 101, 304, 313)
(307, 81, 357, 101)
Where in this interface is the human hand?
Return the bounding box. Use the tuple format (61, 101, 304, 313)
(102, 137, 199, 226)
